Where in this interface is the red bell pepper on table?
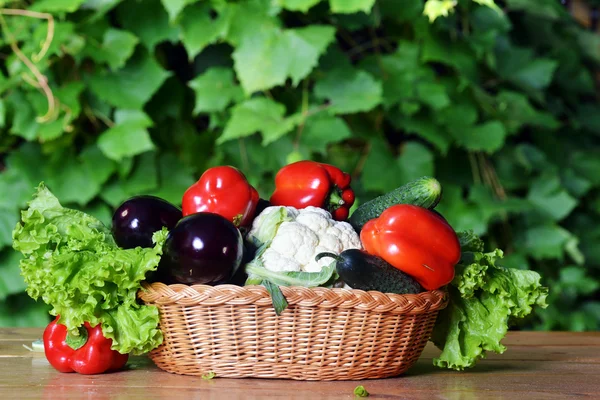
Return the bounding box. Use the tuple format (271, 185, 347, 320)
(360, 204, 461, 291)
(270, 160, 355, 220)
(182, 166, 259, 227)
(43, 316, 129, 375)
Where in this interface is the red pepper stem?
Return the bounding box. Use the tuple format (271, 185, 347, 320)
(328, 190, 345, 208)
(65, 326, 88, 351)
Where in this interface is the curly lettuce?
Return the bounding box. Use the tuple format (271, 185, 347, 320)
(12, 184, 165, 355)
(430, 231, 548, 370)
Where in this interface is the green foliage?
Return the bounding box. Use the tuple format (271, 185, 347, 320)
(0, 0, 598, 331)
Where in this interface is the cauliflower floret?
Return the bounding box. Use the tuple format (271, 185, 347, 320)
(261, 249, 302, 272)
(294, 206, 333, 235)
(247, 205, 362, 273)
(268, 222, 319, 269)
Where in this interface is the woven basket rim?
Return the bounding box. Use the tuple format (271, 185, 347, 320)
(139, 282, 448, 314)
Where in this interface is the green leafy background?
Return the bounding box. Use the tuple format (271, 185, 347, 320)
(0, 0, 598, 331)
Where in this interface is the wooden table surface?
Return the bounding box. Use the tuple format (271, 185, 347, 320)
(0, 329, 598, 399)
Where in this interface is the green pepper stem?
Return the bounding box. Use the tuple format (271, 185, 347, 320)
(65, 326, 88, 351)
(315, 252, 342, 263)
(329, 191, 344, 207)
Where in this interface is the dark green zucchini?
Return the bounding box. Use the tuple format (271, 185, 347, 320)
(349, 176, 442, 232)
(316, 250, 423, 294)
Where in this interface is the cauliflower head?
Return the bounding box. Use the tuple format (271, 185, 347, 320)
(247, 206, 362, 273)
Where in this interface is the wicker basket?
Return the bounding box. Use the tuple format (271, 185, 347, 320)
(138, 282, 447, 381)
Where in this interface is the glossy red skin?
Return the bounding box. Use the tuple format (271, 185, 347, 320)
(270, 161, 355, 221)
(182, 166, 259, 227)
(360, 205, 461, 291)
(43, 317, 129, 375)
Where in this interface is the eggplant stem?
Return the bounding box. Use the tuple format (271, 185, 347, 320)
(315, 252, 342, 262)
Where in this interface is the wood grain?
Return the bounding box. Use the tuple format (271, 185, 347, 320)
(0, 330, 599, 399)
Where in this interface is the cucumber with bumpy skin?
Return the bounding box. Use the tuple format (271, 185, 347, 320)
(349, 176, 442, 232)
(316, 250, 423, 295)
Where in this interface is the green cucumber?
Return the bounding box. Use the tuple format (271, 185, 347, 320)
(316, 250, 423, 295)
(349, 176, 442, 232)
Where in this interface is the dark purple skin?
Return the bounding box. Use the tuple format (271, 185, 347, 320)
(112, 196, 182, 249)
(160, 212, 243, 285)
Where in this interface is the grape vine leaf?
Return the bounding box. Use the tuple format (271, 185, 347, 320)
(496, 91, 559, 133)
(300, 115, 352, 154)
(504, 0, 565, 20)
(570, 151, 600, 186)
(416, 81, 450, 110)
(450, 121, 507, 153)
(232, 25, 336, 94)
(44, 158, 99, 206)
(423, 0, 457, 22)
(100, 152, 159, 207)
(0, 251, 27, 300)
(0, 99, 5, 128)
(149, 153, 196, 206)
(180, 3, 229, 58)
(54, 81, 85, 123)
(40, 144, 117, 206)
(473, 0, 501, 12)
(7, 91, 38, 140)
(0, 208, 17, 248)
(361, 42, 428, 108)
(435, 184, 488, 235)
(314, 67, 382, 114)
(218, 98, 301, 146)
(379, 0, 423, 21)
(0, 144, 46, 210)
(89, 50, 171, 109)
(495, 45, 558, 91)
(80, 145, 118, 189)
(222, 2, 281, 46)
(120, 152, 159, 194)
(0, 292, 51, 327)
(528, 174, 578, 221)
(277, 0, 321, 12)
(97, 110, 155, 161)
(390, 114, 451, 154)
(160, 0, 197, 21)
(116, 0, 180, 49)
(329, 0, 375, 14)
(189, 67, 244, 114)
(31, 0, 87, 12)
(361, 138, 434, 193)
(80, 0, 124, 19)
(511, 59, 558, 91)
(521, 224, 574, 261)
(97, 29, 139, 70)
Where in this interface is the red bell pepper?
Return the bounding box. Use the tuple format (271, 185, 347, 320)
(360, 204, 461, 291)
(182, 166, 260, 227)
(270, 160, 355, 220)
(43, 316, 129, 375)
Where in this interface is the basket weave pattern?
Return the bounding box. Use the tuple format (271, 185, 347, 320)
(139, 282, 447, 381)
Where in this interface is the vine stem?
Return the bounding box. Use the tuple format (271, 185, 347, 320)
(238, 138, 250, 173)
(352, 141, 372, 177)
(1, 8, 55, 62)
(0, 9, 56, 123)
(468, 152, 482, 185)
(293, 79, 310, 150)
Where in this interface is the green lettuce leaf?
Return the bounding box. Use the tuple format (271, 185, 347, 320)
(430, 244, 548, 370)
(12, 184, 165, 355)
(457, 230, 484, 253)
